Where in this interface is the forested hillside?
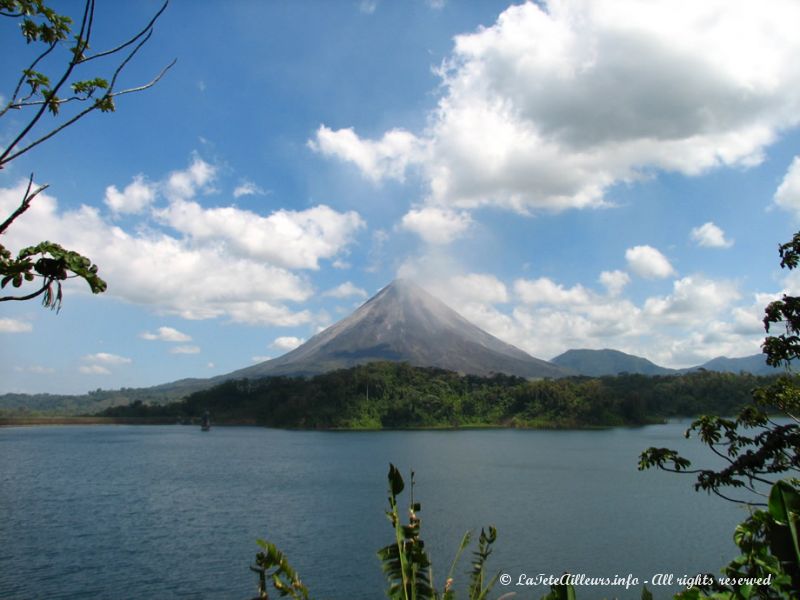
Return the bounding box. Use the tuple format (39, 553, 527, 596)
(0, 386, 190, 417)
(101, 362, 774, 429)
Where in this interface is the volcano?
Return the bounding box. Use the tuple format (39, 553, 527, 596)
(223, 279, 567, 380)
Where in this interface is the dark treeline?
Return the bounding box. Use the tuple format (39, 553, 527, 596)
(99, 361, 778, 429)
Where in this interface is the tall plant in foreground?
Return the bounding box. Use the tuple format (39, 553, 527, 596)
(377, 464, 504, 600)
(250, 464, 582, 600)
(640, 231, 800, 598)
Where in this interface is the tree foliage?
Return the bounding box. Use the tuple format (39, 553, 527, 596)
(0, 0, 172, 310)
(0, 192, 106, 309)
(640, 233, 800, 598)
(761, 231, 800, 370)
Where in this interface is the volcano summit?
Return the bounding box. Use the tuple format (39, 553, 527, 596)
(223, 279, 567, 380)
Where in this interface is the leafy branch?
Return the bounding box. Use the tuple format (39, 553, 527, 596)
(0, 204, 107, 310)
(640, 229, 800, 596)
(0, 0, 171, 310)
(0, 0, 175, 170)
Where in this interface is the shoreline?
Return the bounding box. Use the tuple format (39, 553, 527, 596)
(0, 416, 181, 427)
(0, 415, 666, 430)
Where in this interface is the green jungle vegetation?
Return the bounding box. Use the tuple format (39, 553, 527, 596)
(99, 363, 778, 430)
(0, 386, 189, 417)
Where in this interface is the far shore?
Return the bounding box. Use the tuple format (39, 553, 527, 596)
(0, 416, 182, 427)
(0, 415, 668, 430)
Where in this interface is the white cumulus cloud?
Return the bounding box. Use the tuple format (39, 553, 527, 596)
(165, 156, 216, 201)
(155, 200, 364, 270)
(83, 352, 132, 365)
(514, 277, 592, 306)
(625, 245, 676, 279)
(774, 156, 800, 215)
(0, 318, 33, 333)
(324, 282, 368, 299)
(225, 302, 313, 327)
(691, 222, 733, 248)
(271, 336, 304, 351)
(0, 155, 364, 326)
(79, 353, 131, 377)
(233, 180, 265, 198)
(314, 1, 800, 216)
(450, 273, 508, 304)
(507, 275, 751, 366)
(400, 207, 473, 244)
(140, 326, 192, 342)
(643, 276, 740, 324)
(310, 126, 425, 183)
(104, 175, 156, 214)
(599, 270, 630, 296)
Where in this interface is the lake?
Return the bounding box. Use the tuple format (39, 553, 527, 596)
(0, 424, 750, 599)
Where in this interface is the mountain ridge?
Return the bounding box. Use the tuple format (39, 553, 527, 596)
(550, 348, 676, 376)
(550, 348, 781, 377)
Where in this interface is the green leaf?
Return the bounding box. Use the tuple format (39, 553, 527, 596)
(768, 480, 800, 525)
(767, 480, 800, 576)
(95, 95, 115, 112)
(388, 463, 405, 496)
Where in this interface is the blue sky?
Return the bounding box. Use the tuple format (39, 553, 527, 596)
(3, 0, 800, 394)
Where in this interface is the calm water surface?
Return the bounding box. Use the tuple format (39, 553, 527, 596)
(0, 424, 747, 599)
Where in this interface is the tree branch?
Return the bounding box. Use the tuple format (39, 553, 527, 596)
(0, 282, 48, 303)
(0, 41, 58, 120)
(110, 58, 176, 98)
(81, 1, 169, 64)
(0, 0, 92, 167)
(0, 102, 98, 166)
(707, 443, 735, 465)
(9, 94, 95, 109)
(0, 0, 174, 168)
(710, 488, 766, 507)
(105, 28, 155, 92)
(0, 174, 48, 235)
